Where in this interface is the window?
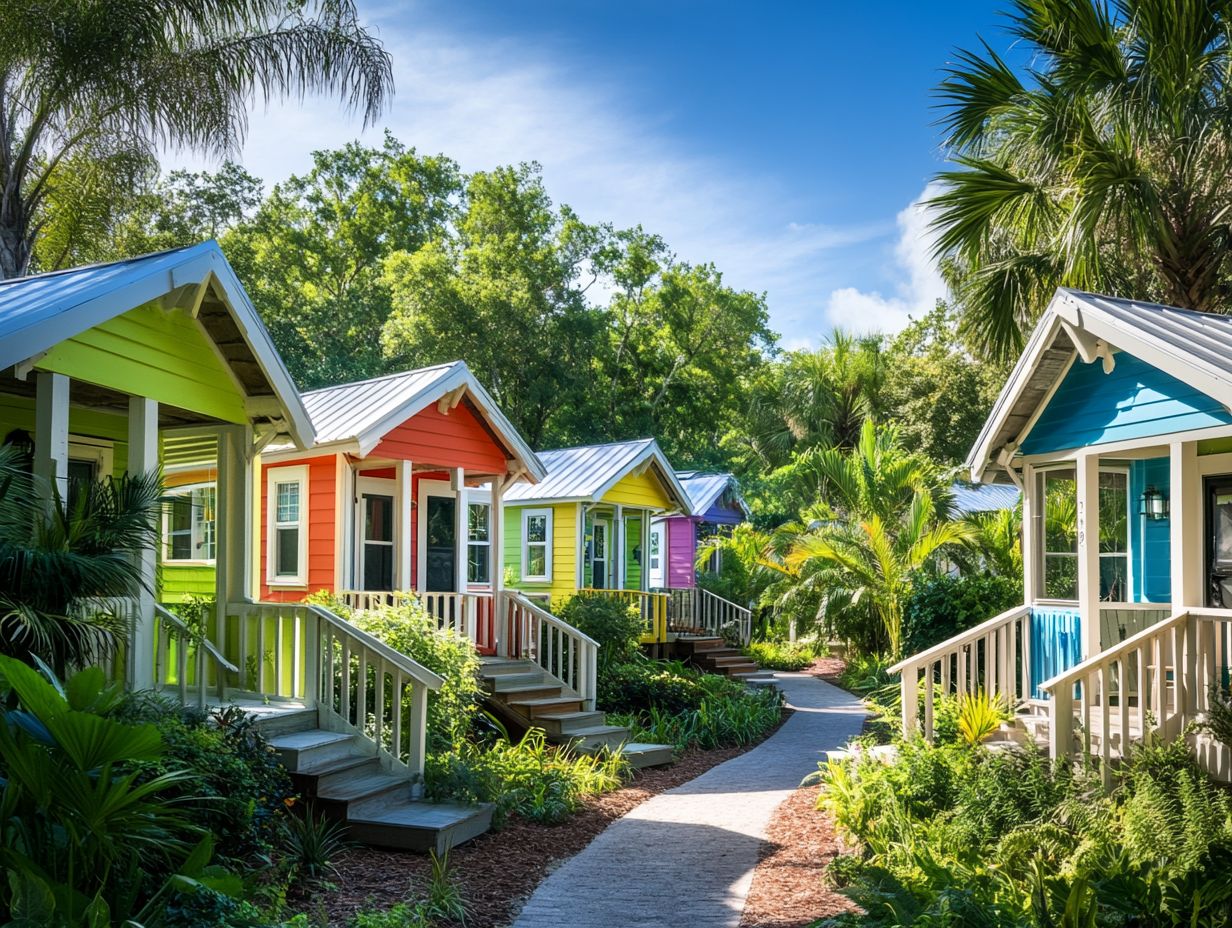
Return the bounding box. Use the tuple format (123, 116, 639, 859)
(1098, 470, 1129, 601)
(267, 466, 308, 584)
(1041, 468, 1078, 599)
(521, 508, 552, 582)
(649, 527, 661, 571)
(468, 502, 491, 584)
(165, 484, 216, 562)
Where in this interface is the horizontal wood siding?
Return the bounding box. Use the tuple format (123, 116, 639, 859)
(1020, 352, 1232, 455)
(35, 302, 248, 424)
(701, 499, 745, 526)
(503, 502, 578, 605)
(160, 564, 217, 602)
(666, 516, 697, 588)
(0, 394, 131, 472)
(261, 455, 336, 601)
(625, 514, 643, 590)
(604, 468, 675, 509)
(372, 402, 508, 475)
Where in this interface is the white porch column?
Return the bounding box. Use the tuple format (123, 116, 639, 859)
(641, 511, 651, 592)
(127, 396, 158, 691)
(33, 371, 69, 503)
(1076, 452, 1101, 658)
(396, 460, 413, 590)
(614, 504, 625, 589)
(214, 424, 252, 607)
(451, 467, 468, 594)
(1021, 464, 1037, 604)
(1170, 440, 1201, 609)
(491, 476, 505, 595)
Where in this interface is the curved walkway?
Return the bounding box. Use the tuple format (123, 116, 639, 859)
(511, 673, 866, 928)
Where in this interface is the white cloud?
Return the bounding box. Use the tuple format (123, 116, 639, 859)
(168, 12, 890, 343)
(823, 182, 948, 335)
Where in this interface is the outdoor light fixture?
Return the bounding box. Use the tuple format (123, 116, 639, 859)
(1140, 485, 1169, 521)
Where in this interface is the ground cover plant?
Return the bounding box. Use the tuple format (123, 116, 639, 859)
(816, 734, 1232, 926)
(744, 638, 819, 671)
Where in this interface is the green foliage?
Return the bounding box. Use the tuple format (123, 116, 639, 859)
(596, 657, 742, 715)
(955, 691, 1009, 747)
(838, 652, 896, 697)
(902, 573, 1023, 656)
(1203, 682, 1232, 749)
(816, 734, 1232, 927)
(559, 594, 645, 667)
(279, 811, 348, 890)
(744, 639, 818, 671)
(424, 729, 628, 827)
(606, 675, 784, 752)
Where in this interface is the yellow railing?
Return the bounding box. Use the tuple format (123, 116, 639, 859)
(579, 588, 669, 644)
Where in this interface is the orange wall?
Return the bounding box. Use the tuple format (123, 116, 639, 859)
(372, 401, 509, 474)
(260, 455, 337, 601)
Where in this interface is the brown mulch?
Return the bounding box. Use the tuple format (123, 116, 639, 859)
(804, 655, 848, 683)
(740, 785, 856, 928)
(301, 718, 788, 927)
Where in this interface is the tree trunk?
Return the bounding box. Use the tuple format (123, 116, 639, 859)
(0, 195, 31, 279)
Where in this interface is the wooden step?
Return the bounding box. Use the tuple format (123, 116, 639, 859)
(347, 800, 495, 854)
(620, 742, 674, 769)
(490, 682, 564, 700)
(533, 710, 608, 735)
(479, 658, 539, 676)
(249, 706, 319, 737)
(267, 729, 356, 771)
(508, 696, 584, 717)
(487, 671, 551, 691)
(555, 724, 631, 751)
(315, 767, 410, 816)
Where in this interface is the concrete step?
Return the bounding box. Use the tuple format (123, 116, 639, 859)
(620, 742, 674, 769)
(348, 800, 495, 855)
(534, 710, 608, 735)
(508, 696, 584, 717)
(267, 729, 356, 771)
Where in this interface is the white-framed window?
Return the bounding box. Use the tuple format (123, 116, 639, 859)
(1037, 464, 1130, 602)
(1098, 468, 1129, 602)
(267, 465, 309, 585)
(468, 502, 491, 584)
(165, 483, 216, 563)
(648, 525, 662, 572)
(521, 508, 553, 582)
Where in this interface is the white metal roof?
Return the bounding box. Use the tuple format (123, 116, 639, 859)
(503, 438, 691, 510)
(274, 360, 545, 480)
(0, 241, 313, 447)
(675, 471, 750, 518)
(969, 287, 1232, 481)
(951, 481, 1019, 516)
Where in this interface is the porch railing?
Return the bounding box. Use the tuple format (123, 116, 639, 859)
(500, 590, 598, 709)
(661, 587, 752, 644)
(218, 601, 443, 783)
(154, 603, 238, 707)
(1039, 607, 1232, 784)
(579, 588, 669, 643)
(889, 604, 1033, 742)
(337, 589, 497, 653)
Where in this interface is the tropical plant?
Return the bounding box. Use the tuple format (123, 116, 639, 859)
(930, 0, 1232, 359)
(743, 639, 818, 672)
(902, 573, 1023, 655)
(956, 691, 1009, 746)
(0, 445, 163, 674)
(558, 593, 645, 668)
(606, 682, 784, 752)
(0, 0, 392, 278)
(280, 810, 348, 889)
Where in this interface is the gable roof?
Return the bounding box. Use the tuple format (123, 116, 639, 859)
(0, 241, 313, 446)
(969, 287, 1232, 480)
(503, 438, 690, 510)
(284, 361, 545, 480)
(675, 471, 750, 518)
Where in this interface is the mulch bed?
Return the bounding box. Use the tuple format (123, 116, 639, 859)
(740, 785, 856, 928)
(803, 655, 847, 683)
(299, 713, 790, 927)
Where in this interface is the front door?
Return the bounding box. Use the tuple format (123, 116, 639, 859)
(1206, 476, 1232, 606)
(360, 493, 394, 591)
(425, 495, 457, 592)
(591, 519, 609, 589)
(648, 523, 664, 588)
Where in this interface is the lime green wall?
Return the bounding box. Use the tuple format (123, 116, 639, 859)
(0, 394, 131, 472)
(35, 302, 248, 424)
(503, 502, 579, 606)
(160, 564, 217, 603)
(626, 514, 642, 590)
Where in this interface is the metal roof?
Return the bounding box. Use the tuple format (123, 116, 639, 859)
(675, 471, 750, 518)
(503, 438, 690, 510)
(969, 287, 1232, 480)
(278, 360, 545, 480)
(951, 481, 1019, 516)
(0, 241, 313, 447)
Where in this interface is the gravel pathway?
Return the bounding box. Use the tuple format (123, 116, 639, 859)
(510, 673, 866, 928)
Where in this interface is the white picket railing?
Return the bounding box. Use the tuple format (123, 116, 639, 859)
(501, 590, 598, 709)
(662, 587, 752, 644)
(154, 603, 238, 707)
(889, 604, 1033, 741)
(337, 589, 497, 653)
(1039, 607, 1232, 784)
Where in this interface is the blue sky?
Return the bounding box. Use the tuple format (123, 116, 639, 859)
(177, 1, 1012, 346)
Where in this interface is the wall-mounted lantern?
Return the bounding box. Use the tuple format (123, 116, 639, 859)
(1140, 485, 1169, 521)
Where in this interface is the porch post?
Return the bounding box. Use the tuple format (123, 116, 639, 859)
(127, 396, 158, 691)
(1021, 464, 1037, 603)
(1076, 452, 1101, 658)
(614, 504, 625, 589)
(1170, 440, 1201, 608)
(451, 467, 469, 595)
(215, 425, 251, 604)
(491, 476, 505, 595)
(33, 371, 69, 503)
(396, 460, 413, 590)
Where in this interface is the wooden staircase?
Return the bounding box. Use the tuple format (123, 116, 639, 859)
(480, 657, 674, 768)
(255, 707, 494, 854)
(675, 636, 771, 682)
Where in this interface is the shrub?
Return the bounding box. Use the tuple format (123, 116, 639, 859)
(902, 573, 1022, 656)
(955, 691, 1010, 746)
(608, 684, 784, 751)
(558, 594, 644, 666)
(597, 659, 712, 714)
(744, 639, 818, 671)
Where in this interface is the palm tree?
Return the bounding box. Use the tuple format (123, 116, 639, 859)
(0, 446, 163, 675)
(931, 0, 1232, 360)
(0, 0, 393, 278)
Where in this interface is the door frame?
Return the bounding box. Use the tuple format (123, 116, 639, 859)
(648, 521, 665, 589)
(354, 476, 397, 591)
(417, 478, 457, 592)
(591, 517, 610, 589)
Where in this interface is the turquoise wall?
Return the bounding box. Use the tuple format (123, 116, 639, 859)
(1020, 352, 1232, 455)
(1128, 457, 1171, 603)
(1031, 607, 1082, 699)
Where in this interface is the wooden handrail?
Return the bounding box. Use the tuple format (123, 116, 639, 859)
(888, 604, 1031, 674)
(508, 591, 601, 648)
(154, 603, 239, 673)
(1037, 609, 1189, 694)
(501, 590, 599, 709)
(307, 604, 444, 691)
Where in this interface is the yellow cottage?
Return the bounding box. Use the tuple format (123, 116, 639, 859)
(500, 438, 691, 642)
